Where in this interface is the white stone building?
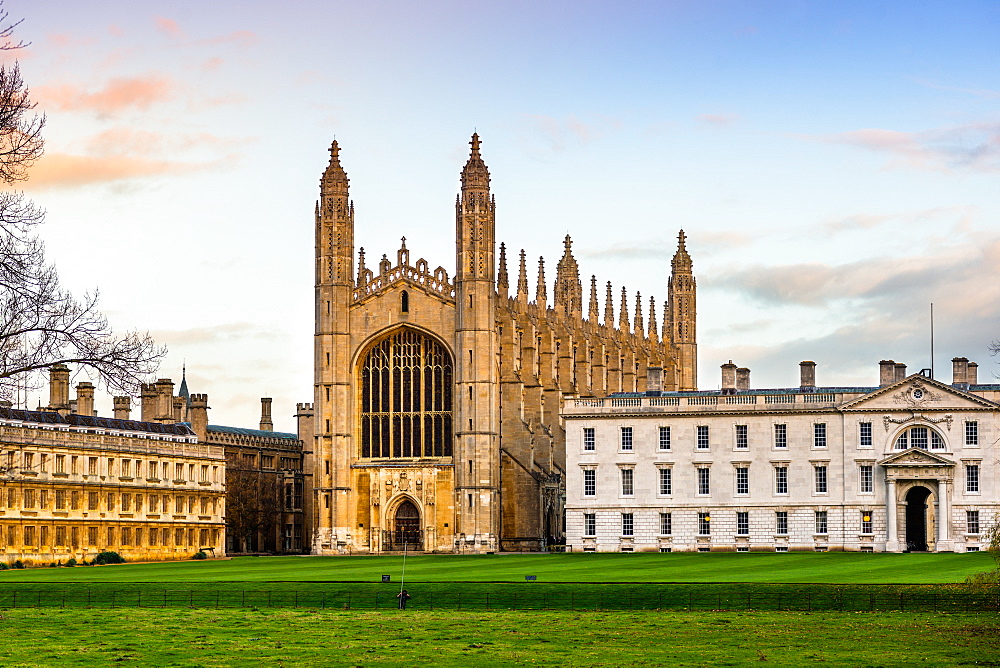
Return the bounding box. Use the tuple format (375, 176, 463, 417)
(564, 358, 998, 553)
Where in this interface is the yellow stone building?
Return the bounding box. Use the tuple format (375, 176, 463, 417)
(0, 365, 226, 565)
(310, 135, 698, 553)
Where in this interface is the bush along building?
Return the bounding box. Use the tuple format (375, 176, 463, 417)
(0, 365, 226, 565)
(564, 358, 998, 553)
(310, 135, 697, 554)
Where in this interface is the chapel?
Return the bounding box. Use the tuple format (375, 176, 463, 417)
(310, 134, 697, 553)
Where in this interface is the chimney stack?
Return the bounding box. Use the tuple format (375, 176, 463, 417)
(645, 367, 663, 395)
(260, 397, 274, 431)
(951, 357, 969, 388)
(48, 364, 70, 413)
(736, 367, 751, 392)
(75, 382, 95, 416)
(893, 362, 907, 382)
(967, 361, 978, 385)
(189, 393, 209, 441)
(799, 361, 816, 392)
(113, 396, 131, 420)
(140, 383, 156, 421)
(154, 379, 175, 423)
(721, 361, 737, 395)
(879, 360, 895, 387)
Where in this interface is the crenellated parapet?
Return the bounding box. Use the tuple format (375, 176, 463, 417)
(352, 238, 455, 304)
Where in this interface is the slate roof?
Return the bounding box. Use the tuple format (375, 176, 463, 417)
(207, 424, 298, 440)
(0, 406, 195, 436)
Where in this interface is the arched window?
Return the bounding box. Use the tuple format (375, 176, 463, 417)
(894, 425, 945, 450)
(358, 329, 453, 459)
(401, 290, 409, 313)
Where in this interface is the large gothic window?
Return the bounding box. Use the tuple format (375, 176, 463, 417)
(359, 329, 453, 458)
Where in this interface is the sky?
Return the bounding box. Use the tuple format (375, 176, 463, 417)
(8, 0, 1000, 432)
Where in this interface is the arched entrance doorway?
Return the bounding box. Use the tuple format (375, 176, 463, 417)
(389, 500, 422, 551)
(905, 486, 931, 552)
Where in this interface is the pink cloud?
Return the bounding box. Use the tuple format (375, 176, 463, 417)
(817, 123, 1000, 173)
(35, 75, 175, 114)
(201, 57, 224, 72)
(108, 24, 124, 37)
(155, 16, 183, 38)
(198, 30, 258, 48)
(23, 153, 213, 190)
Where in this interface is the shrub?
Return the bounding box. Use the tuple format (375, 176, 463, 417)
(65, 558, 77, 567)
(193, 550, 208, 560)
(0, 562, 8, 570)
(93, 551, 125, 565)
(12, 560, 25, 569)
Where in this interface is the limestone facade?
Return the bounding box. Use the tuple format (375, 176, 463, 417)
(0, 367, 226, 564)
(311, 135, 698, 553)
(564, 358, 998, 553)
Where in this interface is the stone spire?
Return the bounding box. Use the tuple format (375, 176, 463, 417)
(535, 256, 547, 310)
(588, 275, 599, 322)
(356, 247, 367, 285)
(553, 235, 583, 319)
(516, 249, 529, 305)
(648, 295, 658, 341)
(321, 140, 349, 195)
(460, 132, 490, 191)
(619, 286, 630, 334)
(317, 139, 354, 287)
(671, 228, 693, 273)
(497, 242, 509, 299)
(396, 236, 409, 266)
(604, 281, 614, 327)
(668, 229, 698, 390)
(634, 292, 643, 334)
(456, 132, 494, 282)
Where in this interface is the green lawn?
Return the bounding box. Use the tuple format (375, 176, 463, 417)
(0, 551, 993, 584)
(1, 608, 998, 667)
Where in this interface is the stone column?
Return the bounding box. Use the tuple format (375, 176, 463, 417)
(885, 478, 899, 552)
(936, 479, 954, 552)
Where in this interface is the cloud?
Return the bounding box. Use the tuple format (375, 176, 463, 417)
(35, 75, 175, 115)
(23, 152, 217, 190)
(698, 113, 739, 127)
(819, 205, 977, 235)
(518, 113, 622, 157)
(201, 57, 224, 72)
(155, 16, 183, 38)
(150, 323, 278, 347)
(709, 238, 1000, 309)
(701, 238, 1000, 388)
(910, 78, 1000, 100)
(584, 230, 751, 261)
(197, 30, 258, 48)
(816, 122, 1000, 173)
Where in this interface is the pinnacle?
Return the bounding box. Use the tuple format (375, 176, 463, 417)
(461, 132, 490, 190)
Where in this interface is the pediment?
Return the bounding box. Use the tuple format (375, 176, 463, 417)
(841, 374, 996, 412)
(878, 448, 955, 468)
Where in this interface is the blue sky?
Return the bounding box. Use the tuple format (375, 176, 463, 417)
(12, 0, 1000, 430)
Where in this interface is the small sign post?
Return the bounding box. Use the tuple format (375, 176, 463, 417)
(525, 575, 537, 582)
(382, 575, 391, 583)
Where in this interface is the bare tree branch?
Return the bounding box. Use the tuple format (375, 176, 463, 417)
(0, 9, 164, 402)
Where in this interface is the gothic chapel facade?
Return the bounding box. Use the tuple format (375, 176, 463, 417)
(310, 135, 698, 553)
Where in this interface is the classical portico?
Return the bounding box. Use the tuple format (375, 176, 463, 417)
(879, 449, 955, 553)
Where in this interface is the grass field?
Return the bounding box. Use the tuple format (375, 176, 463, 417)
(0, 551, 994, 584)
(1, 608, 998, 667)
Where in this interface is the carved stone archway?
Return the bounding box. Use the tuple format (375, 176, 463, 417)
(879, 449, 955, 552)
